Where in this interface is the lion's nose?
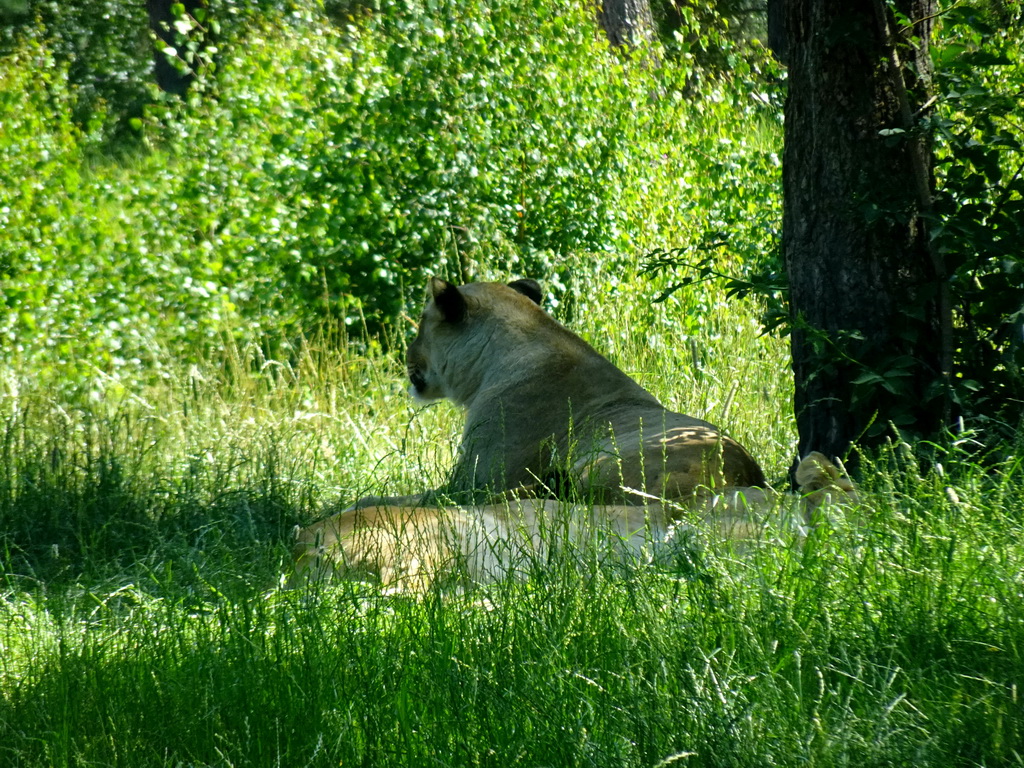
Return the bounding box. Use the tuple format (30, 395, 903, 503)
(409, 370, 428, 393)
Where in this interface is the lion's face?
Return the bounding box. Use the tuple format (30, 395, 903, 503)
(406, 308, 447, 404)
(405, 277, 543, 406)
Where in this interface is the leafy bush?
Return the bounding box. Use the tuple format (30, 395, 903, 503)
(2, 0, 783, 382)
(0, 1, 153, 146)
(259, 0, 671, 329)
(930, 7, 1024, 436)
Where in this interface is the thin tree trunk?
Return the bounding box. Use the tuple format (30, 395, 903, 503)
(782, 0, 944, 468)
(598, 0, 661, 65)
(147, 0, 208, 95)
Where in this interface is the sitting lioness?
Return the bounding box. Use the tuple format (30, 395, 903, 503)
(355, 277, 765, 508)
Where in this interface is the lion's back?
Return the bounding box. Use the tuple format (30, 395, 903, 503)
(571, 405, 766, 501)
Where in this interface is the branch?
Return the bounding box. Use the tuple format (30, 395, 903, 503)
(872, 0, 954, 422)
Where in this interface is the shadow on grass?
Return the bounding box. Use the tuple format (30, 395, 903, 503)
(0, 407, 309, 594)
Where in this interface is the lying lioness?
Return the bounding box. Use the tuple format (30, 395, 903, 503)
(291, 452, 857, 592)
(355, 277, 765, 508)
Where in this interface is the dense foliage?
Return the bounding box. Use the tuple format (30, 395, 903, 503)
(0, 0, 781, 390)
(930, 4, 1024, 436)
(2, 0, 1020, 444)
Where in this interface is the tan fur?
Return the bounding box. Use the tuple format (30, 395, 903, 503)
(357, 278, 765, 509)
(291, 454, 858, 593)
(795, 451, 859, 506)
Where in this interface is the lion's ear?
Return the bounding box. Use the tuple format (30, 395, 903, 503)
(428, 277, 467, 323)
(508, 278, 542, 305)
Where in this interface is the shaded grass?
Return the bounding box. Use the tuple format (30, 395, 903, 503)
(2, 476, 1022, 767)
(0, 328, 436, 591)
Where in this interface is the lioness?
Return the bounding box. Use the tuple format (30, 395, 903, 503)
(355, 277, 765, 508)
(291, 453, 857, 592)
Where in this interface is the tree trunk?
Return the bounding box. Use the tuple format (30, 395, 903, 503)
(782, 0, 945, 468)
(599, 0, 660, 57)
(147, 0, 208, 95)
(767, 0, 788, 64)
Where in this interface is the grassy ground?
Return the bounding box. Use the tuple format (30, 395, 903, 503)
(1, 281, 1022, 767)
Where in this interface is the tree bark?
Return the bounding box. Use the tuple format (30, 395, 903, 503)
(767, 0, 788, 64)
(599, 0, 660, 57)
(782, 0, 944, 467)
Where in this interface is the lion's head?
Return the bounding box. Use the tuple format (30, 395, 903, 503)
(405, 277, 544, 406)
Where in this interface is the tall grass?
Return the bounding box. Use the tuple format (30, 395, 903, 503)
(2, 285, 1022, 767)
